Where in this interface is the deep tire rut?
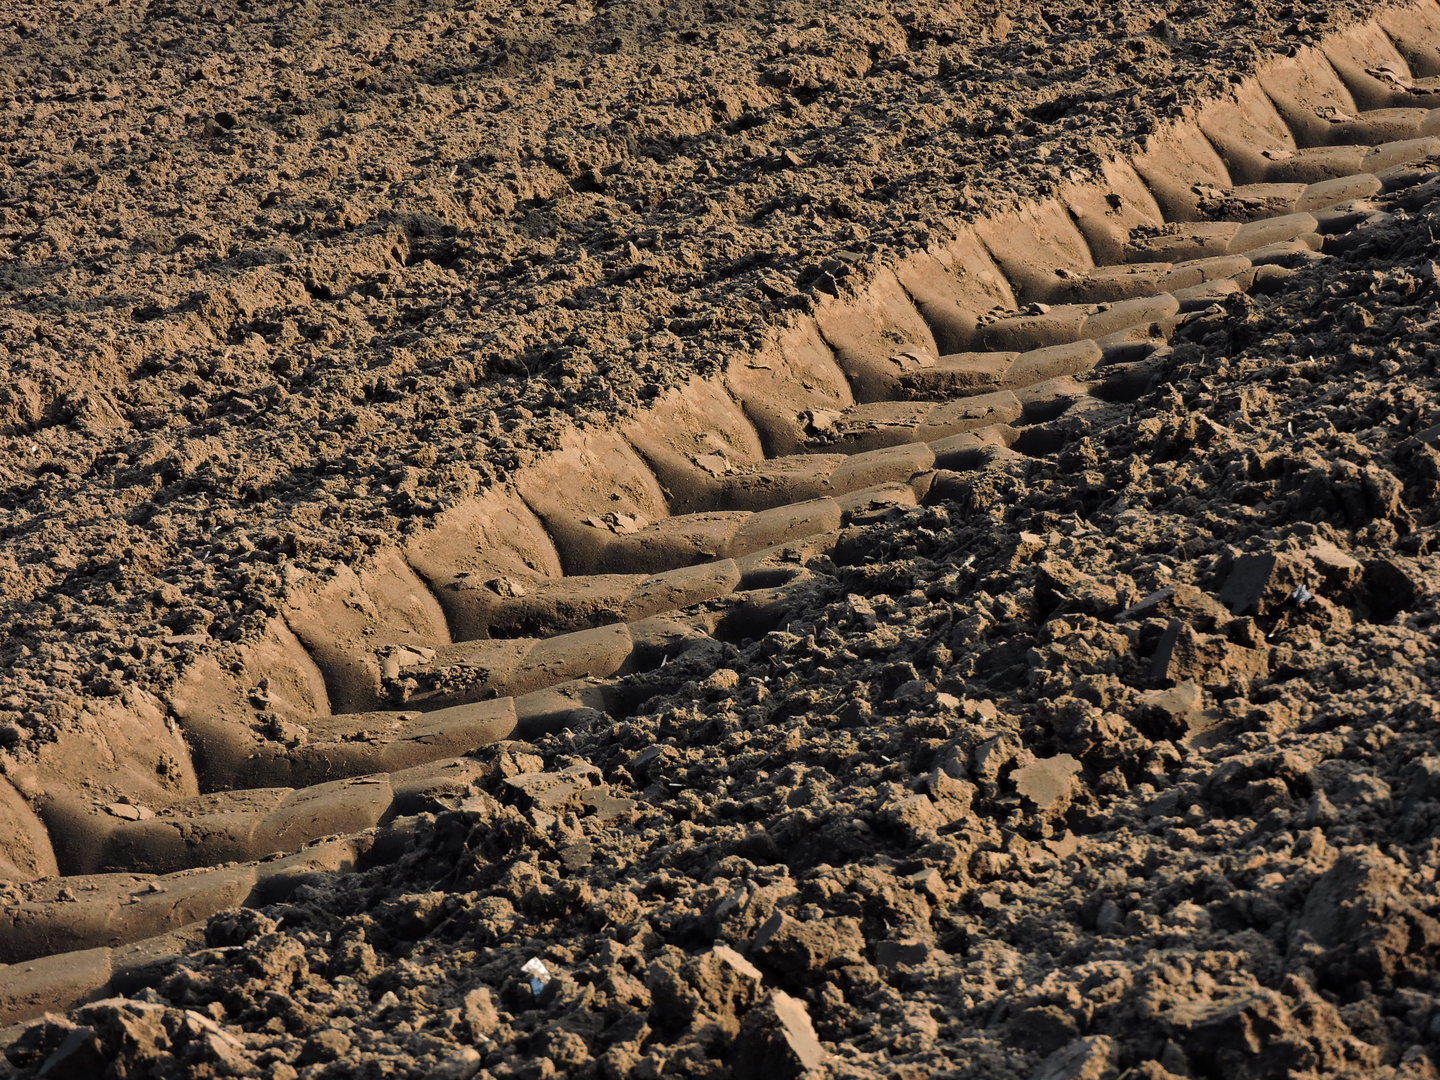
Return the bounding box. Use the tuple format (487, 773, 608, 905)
(3, 2, 1440, 1028)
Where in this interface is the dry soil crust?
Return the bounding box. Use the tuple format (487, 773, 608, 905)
(4, 1, 1440, 1079)
(0, 0, 1378, 728)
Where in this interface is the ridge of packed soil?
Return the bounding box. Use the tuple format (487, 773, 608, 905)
(7, 196, 1439, 1079)
(0, 0, 1379, 734)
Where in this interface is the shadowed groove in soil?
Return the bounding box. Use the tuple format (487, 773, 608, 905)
(2, 0, 1440, 1033)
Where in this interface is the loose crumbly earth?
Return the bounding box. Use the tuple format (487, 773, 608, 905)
(5, 1, 1440, 1078)
(0, 0, 1377, 731)
(9, 201, 1440, 1080)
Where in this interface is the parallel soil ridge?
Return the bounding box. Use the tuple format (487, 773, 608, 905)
(1, 0, 1440, 1045)
(3, 1, 1440, 1078)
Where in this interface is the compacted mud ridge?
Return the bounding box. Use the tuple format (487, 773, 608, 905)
(6, 0, 1440, 1077)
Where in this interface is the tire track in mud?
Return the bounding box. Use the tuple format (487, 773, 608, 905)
(3, 0, 1440, 1030)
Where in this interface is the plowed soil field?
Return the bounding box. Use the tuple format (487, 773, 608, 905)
(4, 1, 1440, 1078)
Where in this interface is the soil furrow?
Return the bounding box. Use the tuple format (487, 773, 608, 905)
(4, 3, 1440, 1076)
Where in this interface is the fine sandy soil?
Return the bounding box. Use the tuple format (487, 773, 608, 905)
(5, 0, 1440, 1078)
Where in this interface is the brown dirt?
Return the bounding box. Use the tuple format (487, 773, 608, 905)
(9, 210, 1440, 1078)
(0, 0, 1375, 727)
(6, 0, 1440, 1079)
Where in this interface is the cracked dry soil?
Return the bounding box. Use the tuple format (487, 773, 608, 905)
(5, 1, 1440, 1079)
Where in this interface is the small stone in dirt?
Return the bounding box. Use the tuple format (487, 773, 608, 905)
(732, 989, 826, 1079)
(1013, 755, 1081, 810)
(1030, 1035, 1118, 1080)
